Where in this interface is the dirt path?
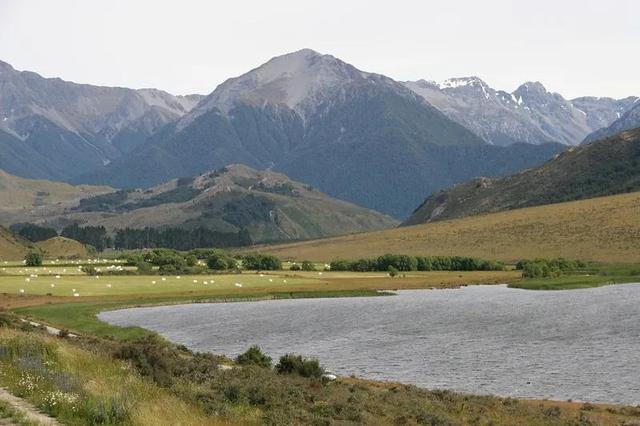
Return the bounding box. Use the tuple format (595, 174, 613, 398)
(0, 388, 60, 425)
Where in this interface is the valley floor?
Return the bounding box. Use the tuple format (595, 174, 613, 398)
(1, 266, 639, 424)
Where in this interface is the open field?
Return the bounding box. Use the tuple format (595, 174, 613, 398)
(253, 192, 640, 263)
(0, 270, 519, 298)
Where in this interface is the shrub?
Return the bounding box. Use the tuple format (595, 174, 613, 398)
(289, 263, 302, 271)
(276, 354, 324, 378)
(81, 265, 97, 276)
(115, 337, 182, 386)
(236, 345, 272, 368)
(301, 261, 316, 271)
(24, 251, 43, 267)
(136, 261, 153, 275)
(185, 254, 198, 267)
(388, 266, 398, 278)
(329, 259, 352, 271)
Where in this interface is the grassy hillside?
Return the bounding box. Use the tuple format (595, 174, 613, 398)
(0, 169, 113, 225)
(35, 236, 88, 259)
(404, 128, 640, 225)
(38, 164, 397, 243)
(0, 226, 31, 260)
(0, 228, 89, 261)
(256, 191, 640, 263)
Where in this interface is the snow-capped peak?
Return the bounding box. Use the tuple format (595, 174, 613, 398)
(439, 76, 487, 89)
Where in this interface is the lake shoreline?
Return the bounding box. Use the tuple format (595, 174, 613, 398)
(98, 284, 640, 407)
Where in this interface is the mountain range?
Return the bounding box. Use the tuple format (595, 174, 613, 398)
(0, 59, 202, 180)
(583, 101, 640, 142)
(403, 78, 638, 146)
(0, 50, 636, 218)
(72, 50, 569, 217)
(403, 127, 640, 225)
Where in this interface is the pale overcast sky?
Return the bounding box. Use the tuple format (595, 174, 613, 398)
(0, 0, 638, 99)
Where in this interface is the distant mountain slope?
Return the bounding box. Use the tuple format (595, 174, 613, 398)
(33, 164, 398, 244)
(258, 191, 640, 264)
(583, 102, 640, 143)
(404, 78, 637, 146)
(78, 49, 564, 218)
(402, 128, 640, 225)
(0, 59, 203, 180)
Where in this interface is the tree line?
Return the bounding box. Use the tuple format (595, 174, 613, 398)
(119, 248, 281, 275)
(113, 227, 251, 251)
(8, 222, 252, 252)
(516, 258, 587, 279)
(330, 254, 505, 273)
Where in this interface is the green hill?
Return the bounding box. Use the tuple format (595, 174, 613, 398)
(403, 128, 640, 225)
(40, 164, 398, 244)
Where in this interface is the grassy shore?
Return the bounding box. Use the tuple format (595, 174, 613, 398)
(509, 264, 640, 290)
(2, 319, 640, 425)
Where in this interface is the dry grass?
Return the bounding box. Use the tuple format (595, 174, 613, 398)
(0, 170, 111, 221)
(35, 237, 88, 259)
(256, 192, 640, 263)
(0, 227, 31, 261)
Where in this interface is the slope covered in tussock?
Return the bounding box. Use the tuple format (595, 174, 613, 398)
(258, 191, 640, 264)
(404, 128, 640, 225)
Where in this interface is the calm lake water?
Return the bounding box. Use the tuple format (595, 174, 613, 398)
(99, 284, 640, 404)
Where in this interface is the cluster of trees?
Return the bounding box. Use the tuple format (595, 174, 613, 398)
(241, 252, 282, 271)
(517, 258, 587, 279)
(114, 227, 251, 251)
(330, 254, 505, 273)
(61, 224, 111, 252)
(10, 223, 57, 242)
(120, 248, 282, 275)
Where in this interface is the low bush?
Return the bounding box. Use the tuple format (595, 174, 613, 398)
(276, 354, 324, 378)
(236, 345, 272, 368)
(301, 261, 316, 271)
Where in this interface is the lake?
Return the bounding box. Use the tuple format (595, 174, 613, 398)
(99, 284, 640, 404)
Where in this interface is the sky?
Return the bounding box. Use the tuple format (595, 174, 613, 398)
(0, 0, 638, 99)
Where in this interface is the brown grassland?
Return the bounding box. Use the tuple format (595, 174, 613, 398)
(254, 192, 640, 263)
